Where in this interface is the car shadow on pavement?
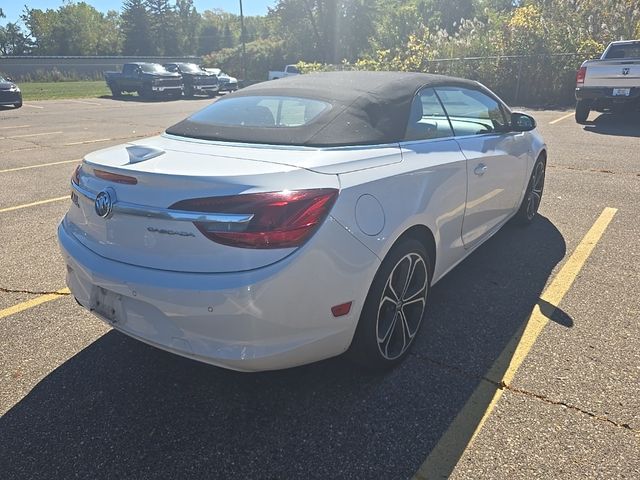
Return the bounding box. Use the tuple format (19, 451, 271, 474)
(583, 111, 640, 137)
(0, 216, 566, 479)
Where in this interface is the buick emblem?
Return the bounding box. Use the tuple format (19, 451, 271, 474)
(622, 67, 630, 76)
(94, 189, 114, 218)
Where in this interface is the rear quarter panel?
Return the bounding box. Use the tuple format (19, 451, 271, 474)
(330, 138, 468, 283)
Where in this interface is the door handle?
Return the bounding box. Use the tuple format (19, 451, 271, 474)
(474, 163, 488, 176)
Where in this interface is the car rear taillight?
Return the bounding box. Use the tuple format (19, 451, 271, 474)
(171, 189, 339, 249)
(576, 66, 587, 86)
(72, 164, 82, 185)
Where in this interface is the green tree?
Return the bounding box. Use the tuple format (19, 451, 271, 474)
(145, 0, 179, 55)
(122, 0, 153, 55)
(21, 3, 122, 55)
(0, 22, 30, 55)
(176, 0, 200, 55)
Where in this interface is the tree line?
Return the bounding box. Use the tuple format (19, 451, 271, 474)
(1, 0, 639, 101)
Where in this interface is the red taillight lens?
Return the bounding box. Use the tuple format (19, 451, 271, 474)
(94, 169, 138, 185)
(576, 66, 587, 86)
(171, 189, 339, 249)
(72, 164, 82, 185)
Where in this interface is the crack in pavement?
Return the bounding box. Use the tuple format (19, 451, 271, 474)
(0, 286, 70, 296)
(548, 164, 640, 177)
(412, 352, 639, 434)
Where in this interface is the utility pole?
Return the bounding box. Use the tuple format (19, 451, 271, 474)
(239, 0, 247, 84)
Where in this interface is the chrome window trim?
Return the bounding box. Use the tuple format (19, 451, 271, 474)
(71, 181, 254, 224)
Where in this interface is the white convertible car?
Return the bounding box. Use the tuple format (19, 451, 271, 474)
(59, 72, 546, 371)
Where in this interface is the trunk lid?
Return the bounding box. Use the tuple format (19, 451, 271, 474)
(66, 137, 341, 273)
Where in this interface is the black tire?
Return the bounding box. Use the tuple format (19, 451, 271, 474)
(14, 100, 22, 109)
(184, 85, 194, 98)
(575, 100, 590, 124)
(349, 237, 432, 370)
(138, 84, 153, 99)
(513, 156, 546, 225)
(110, 87, 122, 98)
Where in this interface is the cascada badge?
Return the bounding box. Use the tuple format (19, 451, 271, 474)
(94, 189, 114, 218)
(622, 67, 630, 76)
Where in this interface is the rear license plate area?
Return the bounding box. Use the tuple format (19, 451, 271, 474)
(612, 88, 631, 96)
(91, 287, 125, 324)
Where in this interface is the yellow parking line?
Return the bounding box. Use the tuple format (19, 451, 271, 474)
(0, 131, 62, 140)
(64, 138, 113, 146)
(0, 288, 70, 320)
(0, 158, 80, 174)
(549, 112, 574, 125)
(67, 99, 102, 106)
(0, 196, 69, 214)
(0, 124, 30, 130)
(414, 207, 618, 480)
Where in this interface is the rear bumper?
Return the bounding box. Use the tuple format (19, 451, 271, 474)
(58, 216, 379, 371)
(575, 86, 640, 104)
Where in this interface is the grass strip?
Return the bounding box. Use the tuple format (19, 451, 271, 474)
(20, 81, 110, 101)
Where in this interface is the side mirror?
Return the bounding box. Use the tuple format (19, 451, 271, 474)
(511, 112, 536, 132)
(6, 76, 13, 82)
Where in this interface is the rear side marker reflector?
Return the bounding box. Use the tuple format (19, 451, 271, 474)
(331, 302, 352, 317)
(94, 169, 138, 185)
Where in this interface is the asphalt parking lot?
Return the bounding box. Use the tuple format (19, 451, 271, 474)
(0, 96, 638, 479)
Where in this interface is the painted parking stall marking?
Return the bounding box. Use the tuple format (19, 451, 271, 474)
(0, 196, 69, 214)
(0, 131, 62, 140)
(0, 289, 70, 320)
(0, 159, 79, 174)
(549, 112, 575, 124)
(414, 207, 618, 480)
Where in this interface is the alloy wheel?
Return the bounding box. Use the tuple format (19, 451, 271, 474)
(526, 161, 545, 220)
(376, 252, 428, 360)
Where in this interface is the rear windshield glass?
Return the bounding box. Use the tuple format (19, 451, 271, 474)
(187, 96, 330, 128)
(140, 64, 171, 74)
(178, 63, 204, 73)
(604, 44, 640, 59)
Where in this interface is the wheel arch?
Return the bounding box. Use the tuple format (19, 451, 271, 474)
(388, 224, 436, 283)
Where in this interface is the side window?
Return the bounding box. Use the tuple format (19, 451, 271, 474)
(404, 88, 454, 141)
(123, 64, 135, 76)
(435, 87, 508, 136)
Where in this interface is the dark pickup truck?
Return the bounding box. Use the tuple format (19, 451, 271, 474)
(105, 63, 183, 99)
(163, 63, 219, 97)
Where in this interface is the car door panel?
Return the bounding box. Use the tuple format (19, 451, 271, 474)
(435, 86, 527, 249)
(455, 134, 525, 247)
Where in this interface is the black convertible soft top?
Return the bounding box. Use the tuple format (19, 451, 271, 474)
(166, 71, 480, 147)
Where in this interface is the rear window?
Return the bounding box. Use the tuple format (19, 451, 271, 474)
(604, 44, 640, 59)
(187, 96, 330, 128)
(140, 64, 171, 74)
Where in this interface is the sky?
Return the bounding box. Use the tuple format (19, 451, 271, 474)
(1, 1, 276, 25)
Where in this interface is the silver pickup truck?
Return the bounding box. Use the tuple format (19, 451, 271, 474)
(575, 40, 640, 123)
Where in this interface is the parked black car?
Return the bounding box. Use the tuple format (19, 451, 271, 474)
(104, 63, 183, 99)
(163, 63, 219, 97)
(0, 74, 22, 108)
